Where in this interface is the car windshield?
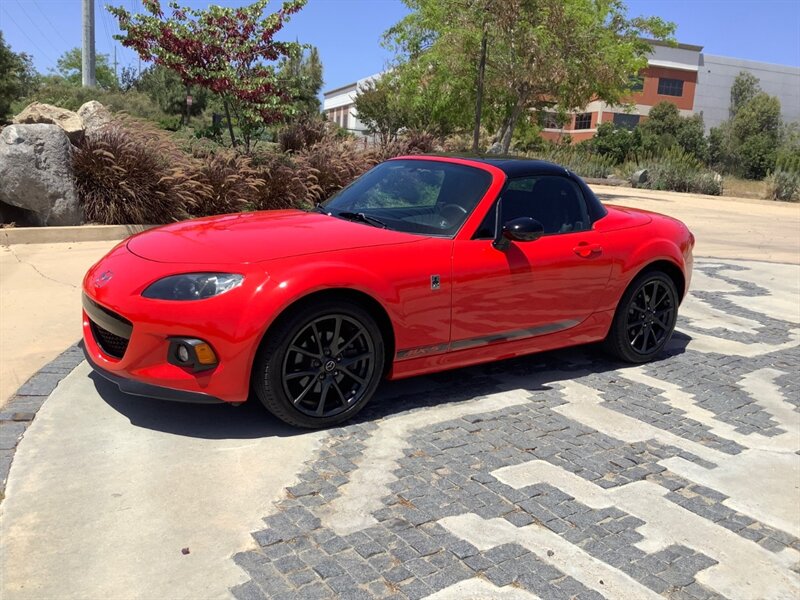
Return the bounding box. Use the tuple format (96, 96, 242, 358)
(320, 159, 493, 237)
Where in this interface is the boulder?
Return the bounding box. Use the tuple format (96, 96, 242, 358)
(0, 124, 83, 226)
(630, 169, 649, 187)
(13, 102, 85, 145)
(77, 100, 112, 136)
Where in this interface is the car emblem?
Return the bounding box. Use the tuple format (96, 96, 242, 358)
(94, 270, 113, 288)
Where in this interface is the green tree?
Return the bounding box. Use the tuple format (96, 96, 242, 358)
(639, 101, 707, 161)
(0, 32, 38, 120)
(591, 122, 642, 163)
(730, 92, 782, 178)
(135, 65, 209, 120)
(386, 0, 674, 153)
(353, 77, 407, 146)
(729, 71, 760, 118)
(54, 47, 118, 89)
(110, 0, 307, 152)
(278, 46, 323, 116)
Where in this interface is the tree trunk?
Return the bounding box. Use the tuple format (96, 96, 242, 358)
(500, 102, 524, 154)
(472, 28, 488, 154)
(223, 98, 237, 149)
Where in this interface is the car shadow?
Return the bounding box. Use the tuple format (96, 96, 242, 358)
(93, 330, 692, 440)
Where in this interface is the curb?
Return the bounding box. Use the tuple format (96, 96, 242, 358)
(1, 224, 154, 245)
(0, 343, 84, 499)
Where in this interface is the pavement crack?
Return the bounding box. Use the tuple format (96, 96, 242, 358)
(5, 246, 78, 289)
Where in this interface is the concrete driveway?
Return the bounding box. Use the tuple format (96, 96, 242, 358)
(1, 190, 799, 600)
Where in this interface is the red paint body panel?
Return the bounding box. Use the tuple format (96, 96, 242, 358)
(82, 156, 694, 404)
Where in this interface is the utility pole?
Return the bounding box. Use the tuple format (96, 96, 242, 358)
(82, 0, 96, 87)
(113, 46, 117, 82)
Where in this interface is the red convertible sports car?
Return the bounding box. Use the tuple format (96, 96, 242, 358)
(82, 155, 694, 428)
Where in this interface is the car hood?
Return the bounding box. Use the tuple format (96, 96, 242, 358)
(126, 210, 421, 264)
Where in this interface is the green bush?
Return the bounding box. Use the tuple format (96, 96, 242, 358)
(528, 146, 616, 179)
(591, 122, 641, 164)
(765, 170, 800, 202)
(624, 147, 722, 196)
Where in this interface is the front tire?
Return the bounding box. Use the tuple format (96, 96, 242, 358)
(604, 270, 678, 363)
(252, 300, 385, 428)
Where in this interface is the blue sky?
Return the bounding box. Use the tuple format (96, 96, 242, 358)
(1, 0, 798, 92)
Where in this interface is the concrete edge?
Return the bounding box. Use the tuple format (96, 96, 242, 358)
(0, 224, 155, 245)
(0, 343, 84, 500)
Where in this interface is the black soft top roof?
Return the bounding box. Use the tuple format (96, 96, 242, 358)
(463, 156, 571, 178)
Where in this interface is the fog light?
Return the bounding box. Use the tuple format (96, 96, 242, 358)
(194, 343, 217, 365)
(176, 344, 190, 363)
(167, 337, 219, 372)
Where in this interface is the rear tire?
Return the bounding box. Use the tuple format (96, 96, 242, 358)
(604, 270, 678, 363)
(252, 300, 385, 428)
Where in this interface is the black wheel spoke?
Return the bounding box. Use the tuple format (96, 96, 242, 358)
(292, 379, 317, 406)
(282, 312, 376, 419)
(341, 366, 366, 385)
(624, 277, 676, 356)
(290, 345, 320, 359)
(340, 352, 371, 367)
(311, 322, 325, 355)
(285, 369, 317, 380)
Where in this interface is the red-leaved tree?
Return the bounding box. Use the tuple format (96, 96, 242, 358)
(109, 0, 307, 152)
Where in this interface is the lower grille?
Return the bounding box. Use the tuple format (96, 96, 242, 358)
(90, 320, 130, 359)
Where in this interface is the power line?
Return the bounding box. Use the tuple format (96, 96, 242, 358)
(30, 0, 73, 49)
(0, 6, 57, 68)
(9, 1, 64, 60)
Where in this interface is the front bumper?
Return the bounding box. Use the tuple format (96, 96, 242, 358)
(81, 244, 271, 404)
(84, 345, 224, 404)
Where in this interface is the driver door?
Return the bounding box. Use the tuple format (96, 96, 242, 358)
(450, 175, 612, 347)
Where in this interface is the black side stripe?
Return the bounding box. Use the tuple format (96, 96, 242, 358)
(395, 320, 579, 360)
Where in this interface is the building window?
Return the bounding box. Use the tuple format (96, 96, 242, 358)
(574, 112, 593, 130)
(539, 111, 559, 129)
(613, 113, 640, 130)
(628, 75, 644, 92)
(657, 77, 684, 97)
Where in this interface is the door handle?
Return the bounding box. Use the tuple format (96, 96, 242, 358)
(573, 243, 602, 258)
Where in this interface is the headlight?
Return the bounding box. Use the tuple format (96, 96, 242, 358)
(142, 273, 243, 300)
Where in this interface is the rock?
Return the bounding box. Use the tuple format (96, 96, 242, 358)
(630, 169, 649, 187)
(13, 102, 85, 145)
(77, 101, 112, 136)
(486, 142, 504, 155)
(0, 124, 83, 226)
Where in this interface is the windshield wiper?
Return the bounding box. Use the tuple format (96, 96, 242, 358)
(309, 202, 329, 214)
(336, 211, 388, 229)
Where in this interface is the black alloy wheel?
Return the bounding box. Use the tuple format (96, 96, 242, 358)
(605, 271, 678, 363)
(253, 301, 385, 428)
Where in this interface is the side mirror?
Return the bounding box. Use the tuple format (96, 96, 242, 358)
(493, 217, 544, 251)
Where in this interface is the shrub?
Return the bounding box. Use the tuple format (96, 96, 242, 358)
(528, 146, 616, 179)
(624, 147, 723, 196)
(279, 116, 329, 152)
(765, 170, 800, 202)
(373, 130, 437, 162)
(251, 151, 322, 210)
(301, 137, 372, 202)
(73, 118, 194, 224)
(181, 150, 264, 217)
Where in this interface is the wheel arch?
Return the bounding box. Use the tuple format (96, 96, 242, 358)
(250, 287, 397, 381)
(637, 258, 686, 301)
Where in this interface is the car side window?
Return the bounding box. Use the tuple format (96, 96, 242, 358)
(473, 175, 591, 239)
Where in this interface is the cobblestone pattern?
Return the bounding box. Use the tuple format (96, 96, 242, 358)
(0, 343, 84, 497)
(232, 263, 800, 599)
